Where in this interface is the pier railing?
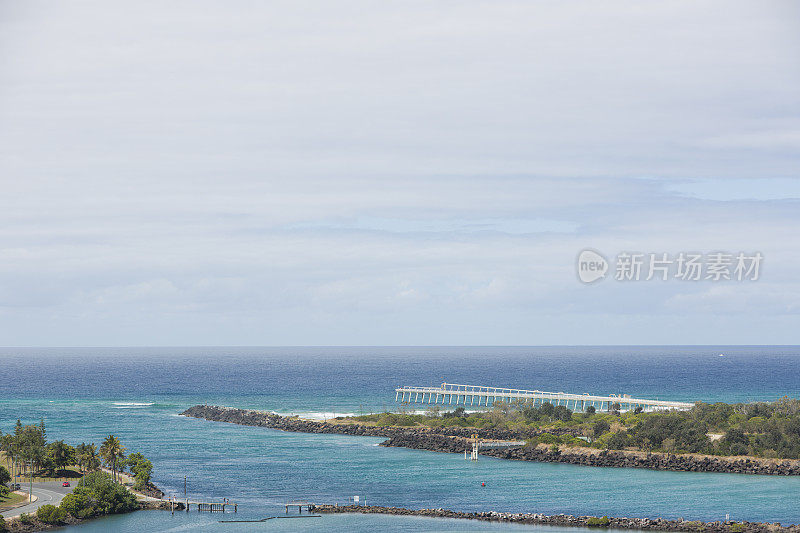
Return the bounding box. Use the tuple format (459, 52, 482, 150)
(395, 382, 694, 412)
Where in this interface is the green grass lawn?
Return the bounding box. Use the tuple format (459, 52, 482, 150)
(2, 452, 84, 482)
(0, 490, 28, 511)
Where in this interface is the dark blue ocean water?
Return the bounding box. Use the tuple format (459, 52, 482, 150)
(1, 346, 799, 531)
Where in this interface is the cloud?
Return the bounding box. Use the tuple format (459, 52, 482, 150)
(699, 130, 800, 151)
(0, 0, 798, 345)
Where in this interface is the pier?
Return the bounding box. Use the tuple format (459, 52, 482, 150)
(285, 501, 314, 513)
(396, 382, 694, 412)
(165, 496, 237, 513)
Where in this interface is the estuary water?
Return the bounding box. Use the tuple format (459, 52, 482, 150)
(0, 346, 798, 531)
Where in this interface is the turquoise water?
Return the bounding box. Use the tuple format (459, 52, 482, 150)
(66, 512, 619, 532)
(1, 347, 799, 531)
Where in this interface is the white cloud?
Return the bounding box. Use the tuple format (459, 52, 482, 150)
(0, 0, 798, 345)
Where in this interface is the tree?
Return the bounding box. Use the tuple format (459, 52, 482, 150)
(607, 431, 629, 450)
(76, 443, 100, 473)
(552, 405, 573, 422)
(17, 423, 46, 476)
(99, 435, 125, 482)
(126, 452, 153, 489)
(0, 433, 16, 482)
(47, 441, 75, 477)
(593, 420, 610, 439)
(540, 402, 555, 417)
(59, 472, 136, 518)
(0, 465, 10, 486)
(74, 443, 87, 472)
(586, 406, 596, 415)
(36, 504, 67, 525)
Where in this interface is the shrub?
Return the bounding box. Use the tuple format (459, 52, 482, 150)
(565, 437, 587, 447)
(59, 472, 137, 517)
(0, 515, 6, 532)
(91, 479, 138, 514)
(607, 431, 629, 450)
(37, 504, 67, 524)
(593, 420, 610, 438)
(587, 516, 611, 527)
(552, 405, 573, 422)
(60, 488, 95, 517)
(18, 513, 34, 524)
(729, 523, 745, 532)
(537, 433, 560, 444)
(127, 452, 153, 489)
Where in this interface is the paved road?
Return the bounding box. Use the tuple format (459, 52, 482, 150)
(0, 481, 74, 519)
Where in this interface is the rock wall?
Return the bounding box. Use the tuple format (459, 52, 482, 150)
(309, 505, 800, 533)
(479, 445, 800, 475)
(180, 405, 552, 440)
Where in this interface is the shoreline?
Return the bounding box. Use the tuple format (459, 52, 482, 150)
(180, 405, 800, 476)
(0, 475, 172, 533)
(309, 505, 800, 532)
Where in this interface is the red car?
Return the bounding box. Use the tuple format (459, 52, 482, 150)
(62, 481, 70, 487)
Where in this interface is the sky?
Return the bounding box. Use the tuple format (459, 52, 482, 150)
(0, 0, 798, 346)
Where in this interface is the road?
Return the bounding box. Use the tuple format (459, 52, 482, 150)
(0, 481, 74, 519)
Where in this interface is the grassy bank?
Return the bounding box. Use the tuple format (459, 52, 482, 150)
(0, 491, 27, 512)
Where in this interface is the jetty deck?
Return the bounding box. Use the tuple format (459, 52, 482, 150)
(396, 382, 694, 412)
(164, 496, 237, 513)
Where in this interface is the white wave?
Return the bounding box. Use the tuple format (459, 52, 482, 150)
(405, 408, 485, 415)
(274, 411, 357, 421)
(112, 402, 154, 408)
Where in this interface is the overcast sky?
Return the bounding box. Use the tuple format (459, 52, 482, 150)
(0, 0, 798, 346)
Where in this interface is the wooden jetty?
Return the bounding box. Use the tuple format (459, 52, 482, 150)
(165, 496, 237, 513)
(285, 501, 314, 513)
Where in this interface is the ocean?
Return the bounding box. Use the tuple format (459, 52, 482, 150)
(1, 346, 798, 531)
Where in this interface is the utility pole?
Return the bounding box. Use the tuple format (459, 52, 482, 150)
(184, 476, 187, 497)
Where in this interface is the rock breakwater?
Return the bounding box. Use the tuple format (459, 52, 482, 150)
(309, 505, 800, 532)
(181, 405, 800, 475)
(180, 404, 547, 440)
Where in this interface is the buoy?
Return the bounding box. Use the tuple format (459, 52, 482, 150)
(481, 482, 485, 487)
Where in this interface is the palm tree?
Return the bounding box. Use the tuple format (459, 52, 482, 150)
(76, 443, 100, 474)
(75, 443, 86, 472)
(85, 444, 100, 473)
(99, 435, 125, 482)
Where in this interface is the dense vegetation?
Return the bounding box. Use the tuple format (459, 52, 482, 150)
(0, 421, 152, 489)
(0, 420, 155, 529)
(57, 471, 138, 519)
(350, 397, 800, 459)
